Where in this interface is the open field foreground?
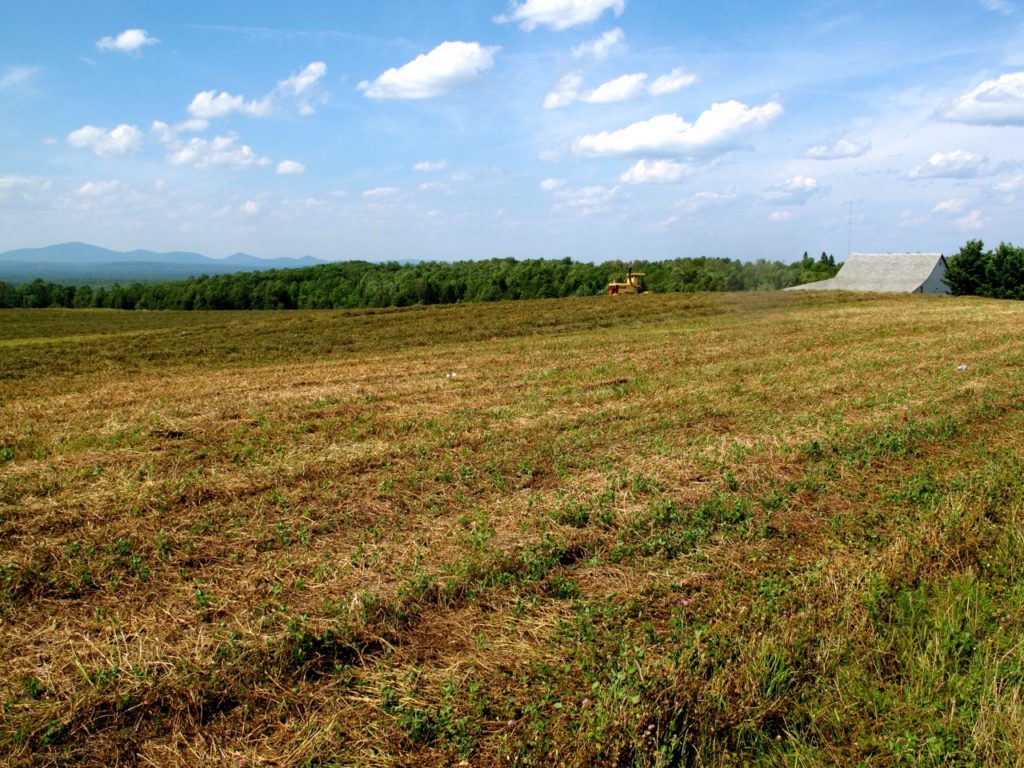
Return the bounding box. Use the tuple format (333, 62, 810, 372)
(2, 292, 1024, 767)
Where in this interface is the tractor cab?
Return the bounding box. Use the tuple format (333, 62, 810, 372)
(607, 268, 647, 295)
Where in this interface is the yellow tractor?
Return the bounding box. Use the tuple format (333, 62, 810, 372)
(607, 267, 647, 295)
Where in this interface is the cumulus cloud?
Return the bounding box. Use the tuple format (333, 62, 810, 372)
(620, 159, 688, 184)
(67, 124, 144, 156)
(932, 198, 969, 214)
(279, 61, 326, 97)
(574, 100, 783, 157)
(804, 138, 870, 159)
(167, 134, 271, 169)
(414, 160, 448, 172)
(496, 0, 626, 30)
(994, 173, 1024, 193)
(150, 119, 208, 144)
(241, 200, 262, 216)
(910, 150, 988, 178)
(97, 29, 159, 53)
(276, 61, 328, 114)
(419, 181, 452, 192)
(0, 175, 52, 199)
(539, 178, 566, 191)
(769, 211, 794, 222)
(363, 186, 399, 199)
(359, 42, 499, 100)
(548, 67, 696, 109)
(941, 72, 1024, 125)
(277, 160, 305, 175)
(584, 73, 647, 103)
(572, 28, 625, 60)
(762, 176, 821, 205)
(648, 68, 697, 96)
(543, 73, 583, 109)
(188, 90, 272, 119)
(76, 180, 120, 197)
(188, 61, 327, 119)
(544, 184, 620, 215)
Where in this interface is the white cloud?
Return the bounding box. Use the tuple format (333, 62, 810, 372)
(358, 42, 499, 100)
(554, 68, 695, 108)
(363, 186, 399, 199)
(994, 173, 1024, 193)
(910, 149, 988, 178)
(942, 72, 1024, 125)
(96, 29, 159, 53)
(804, 138, 870, 160)
(0, 176, 35, 191)
(547, 184, 620, 215)
(241, 200, 262, 216)
(574, 101, 783, 157)
(77, 180, 120, 197)
(278, 61, 327, 96)
(67, 124, 144, 156)
(187, 61, 326, 119)
(414, 160, 448, 172)
(167, 134, 271, 169)
(188, 90, 272, 119)
(538, 178, 619, 213)
(0, 176, 52, 198)
(932, 198, 968, 214)
(496, 0, 626, 31)
(277, 160, 305, 175)
(275, 61, 328, 114)
(151, 119, 208, 144)
(543, 73, 582, 109)
(762, 175, 821, 205)
(584, 73, 648, 103)
(572, 28, 624, 61)
(0, 66, 40, 90)
(674, 191, 737, 213)
(957, 210, 986, 230)
(979, 0, 1013, 14)
(419, 181, 452, 192)
(620, 159, 688, 184)
(648, 68, 697, 96)
(769, 211, 794, 222)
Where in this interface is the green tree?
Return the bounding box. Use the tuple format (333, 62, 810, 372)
(986, 242, 1024, 300)
(943, 239, 989, 296)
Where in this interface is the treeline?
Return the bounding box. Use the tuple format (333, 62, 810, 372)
(944, 240, 1024, 299)
(0, 252, 839, 310)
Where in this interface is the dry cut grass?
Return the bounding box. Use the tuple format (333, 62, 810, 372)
(1, 291, 1023, 766)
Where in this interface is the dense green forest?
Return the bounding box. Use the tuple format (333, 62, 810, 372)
(0, 253, 839, 310)
(943, 240, 1024, 299)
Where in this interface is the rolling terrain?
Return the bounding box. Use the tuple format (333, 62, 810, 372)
(0, 242, 323, 286)
(1, 292, 1023, 766)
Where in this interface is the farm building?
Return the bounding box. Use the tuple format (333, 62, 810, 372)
(788, 252, 950, 294)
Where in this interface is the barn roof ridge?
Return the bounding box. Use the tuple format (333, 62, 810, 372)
(788, 251, 949, 293)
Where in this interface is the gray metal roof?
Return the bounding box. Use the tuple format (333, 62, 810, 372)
(788, 252, 948, 293)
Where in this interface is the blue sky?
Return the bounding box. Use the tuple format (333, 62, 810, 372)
(2, 0, 1023, 263)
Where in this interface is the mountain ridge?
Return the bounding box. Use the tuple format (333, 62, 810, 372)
(0, 243, 326, 285)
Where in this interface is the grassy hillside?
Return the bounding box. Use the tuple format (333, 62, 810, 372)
(1, 292, 1023, 766)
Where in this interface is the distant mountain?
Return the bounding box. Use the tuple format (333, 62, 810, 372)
(0, 242, 325, 285)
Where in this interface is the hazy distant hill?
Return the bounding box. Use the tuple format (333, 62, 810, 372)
(0, 242, 324, 285)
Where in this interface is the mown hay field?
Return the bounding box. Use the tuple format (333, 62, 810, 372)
(1, 291, 1023, 767)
